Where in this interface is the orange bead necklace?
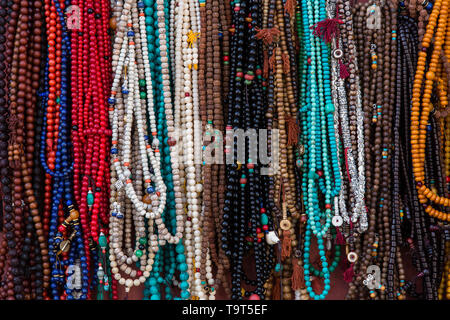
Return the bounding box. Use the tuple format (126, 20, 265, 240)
(411, 0, 450, 221)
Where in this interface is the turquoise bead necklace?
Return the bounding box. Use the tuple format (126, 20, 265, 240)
(299, 0, 342, 300)
(141, 0, 189, 300)
(308, 228, 341, 278)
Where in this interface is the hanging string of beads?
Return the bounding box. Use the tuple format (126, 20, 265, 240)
(70, 0, 112, 299)
(41, 0, 89, 299)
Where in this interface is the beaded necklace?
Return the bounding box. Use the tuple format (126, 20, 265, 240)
(41, 0, 89, 300)
(349, 1, 418, 301)
(276, 0, 303, 300)
(0, 0, 48, 300)
(3, 0, 25, 300)
(411, 0, 450, 221)
(390, 14, 419, 300)
(141, 0, 177, 301)
(350, 1, 384, 300)
(170, 0, 215, 300)
(409, 0, 449, 299)
(223, 0, 275, 300)
(329, 0, 367, 236)
(0, 0, 15, 300)
(20, 0, 47, 299)
(198, 0, 231, 298)
(298, 0, 341, 300)
(71, 0, 112, 298)
(108, 0, 161, 295)
(139, 0, 190, 300)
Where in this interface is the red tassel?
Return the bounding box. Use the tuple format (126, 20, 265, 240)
(339, 60, 350, 79)
(291, 258, 305, 291)
(311, 276, 324, 293)
(336, 228, 346, 245)
(310, 18, 343, 44)
(281, 230, 292, 260)
(7, 114, 19, 146)
(263, 50, 269, 79)
(286, 116, 300, 146)
(343, 263, 355, 283)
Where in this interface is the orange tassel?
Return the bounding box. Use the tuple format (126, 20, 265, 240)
(255, 27, 281, 45)
(291, 258, 305, 291)
(281, 52, 290, 74)
(269, 47, 277, 73)
(281, 230, 292, 260)
(272, 276, 281, 300)
(284, 0, 296, 17)
(286, 116, 300, 146)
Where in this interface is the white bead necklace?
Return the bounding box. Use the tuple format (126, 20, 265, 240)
(154, 0, 185, 246)
(108, 1, 158, 293)
(107, 0, 184, 293)
(170, 0, 215, 300)
(173, 0, 197, 298)
(109, 0, 184, 245)
(189, 0, 215, 300)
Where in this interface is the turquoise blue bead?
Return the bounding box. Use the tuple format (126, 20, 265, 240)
(180, 291, 190, 300)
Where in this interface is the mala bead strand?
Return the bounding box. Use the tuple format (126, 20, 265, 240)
(0, 0, 13, 300)
(411, 0, 450, 220)
(141, 0, 190, 300)
(273, 0, 302, 298)
(215, 0, 232, 296)
(5, 0, 49, 299)
(218, 8, 232, 256)
(198, 0, 214, 297)
(392, 13, 420, 301)
(390, 13, 411, 300)
(407, 0, 450, 292)
(380, 3, 397, 299)
(171, 0, 213, 299)
(7, 0, 31, 300)
(40, 0, 89, 299)
(334, 0, 367, 234)
(108, 0, 158, 294)
(223, 0, 275, 300)
(19, 0, 46, 299)
(349, 1, 386, 300)
(0, 0, 15, 300)
(71, 0, 112, 297)
(353, 2, 374, 300)
(223, 0, 246, 300)
(298, 0, 342, 300)
(199, 0, 230, 297)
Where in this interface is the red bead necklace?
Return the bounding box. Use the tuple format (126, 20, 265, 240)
(71, 0, 112, 299)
